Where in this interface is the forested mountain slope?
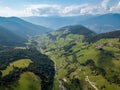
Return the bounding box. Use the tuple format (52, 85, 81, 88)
(86, 30, 120, 43)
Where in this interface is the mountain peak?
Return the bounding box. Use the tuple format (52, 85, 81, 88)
(57, 25, 95, 36)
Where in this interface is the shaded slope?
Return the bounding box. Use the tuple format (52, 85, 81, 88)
(0, 26, 26, 46)
(0, 17, 52, 38)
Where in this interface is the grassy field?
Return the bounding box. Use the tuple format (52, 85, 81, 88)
(13, 72, 41, 90)
(2, 59, 32, 76)
(36, 31, 120, 90)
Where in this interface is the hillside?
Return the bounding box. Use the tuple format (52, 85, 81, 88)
(34, 26, 120, 90)
(0, 17, 52, 38)
(0, 48, 55, 90)
(34, 25, 95, 49)
(0, 26, 26, 46)
(57, 25, 95, 36)
(86, 30, 120, 43)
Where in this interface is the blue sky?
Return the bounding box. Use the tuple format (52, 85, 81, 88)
(0, 0, 119, 17)
(0, 0, 101, 7)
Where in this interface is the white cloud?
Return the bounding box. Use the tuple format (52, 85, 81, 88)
(26, 4, 62, 16)
(109, 1, 120, 13)
(0, 7, 30, 17)
(101, 0, 109, 9)
(62, 4, 88, 16)
(0, 0, 120, 17)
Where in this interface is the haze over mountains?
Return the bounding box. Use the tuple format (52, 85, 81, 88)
(0, 26, 26, 46)
(22, 15, 93, 30)
(1, 13, 120, 46)
(0, 17, 52, 38)
(23, 13, 120, 33)
(81, 13, 120, 33)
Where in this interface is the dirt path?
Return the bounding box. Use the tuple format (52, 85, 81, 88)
(85, 76, 99, 90)
(59, 79, 68, 90)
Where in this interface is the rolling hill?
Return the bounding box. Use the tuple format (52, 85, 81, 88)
(0, 17, 52, 38)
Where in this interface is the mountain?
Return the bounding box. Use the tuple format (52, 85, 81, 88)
(80, 13, 120, 33)
(57, 25, 95, 36)
(0, 23, 120, 90)
(22, 15, 94, 29)
(0, 26, 26, 46)
(34, 26, 120, 90)
(35, 25, 95, 46)
(23, 13, 120, 33)
(0, 17, 52, 38)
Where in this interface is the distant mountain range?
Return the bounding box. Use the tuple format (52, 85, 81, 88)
(1, 14, 120, 46)
(23, 13, 120, 33)
(22, 15, 93, 29)
(0, 17, 52, 38)
(80, 13, 120, 33)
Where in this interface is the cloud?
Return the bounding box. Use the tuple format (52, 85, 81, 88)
(101, 0, 109, 9)
(0, 7, 29, 17)
(109, 1, 120, 13)
(26, 4, 62, 16)
(61, 4, 88, 16)
(0, 0, 120, 17)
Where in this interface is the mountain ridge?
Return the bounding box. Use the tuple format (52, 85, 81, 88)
(0, 17, 53, 38)
(23, 13, 120, 33)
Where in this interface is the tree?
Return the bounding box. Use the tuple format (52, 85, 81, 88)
(72, 54, 78, 63)
(0, 71, 2, 78)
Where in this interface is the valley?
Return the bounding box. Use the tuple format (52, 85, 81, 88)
(0, 0, 120, 90)
(0, 16, 120, 90)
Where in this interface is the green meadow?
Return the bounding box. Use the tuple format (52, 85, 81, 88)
(2, 59, 32, 76)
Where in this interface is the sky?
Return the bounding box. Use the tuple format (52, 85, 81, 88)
(0, 0, 120, 17)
